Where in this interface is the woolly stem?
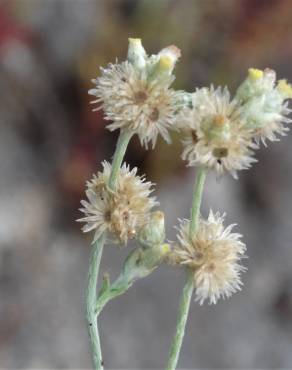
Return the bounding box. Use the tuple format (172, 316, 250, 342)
(166, 268, 194, 370)
(189, 167, 207, 237)
(108, 130, 133, 190)
(86, 129, 133, 369)
(86, 234, 106, 370)
(166, 166, 207, 370)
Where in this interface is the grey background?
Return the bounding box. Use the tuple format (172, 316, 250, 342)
(1, 0, 292, 368)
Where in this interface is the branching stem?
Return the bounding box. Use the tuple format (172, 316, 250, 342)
(86, 129, 133, 370)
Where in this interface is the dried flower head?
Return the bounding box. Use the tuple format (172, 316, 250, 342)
(236, 68, 292, 145)
(77, 161, 157, 244)
(181, 86, 256, 178)
(171, 211, 246, 305)
(89, 39, 183, 148)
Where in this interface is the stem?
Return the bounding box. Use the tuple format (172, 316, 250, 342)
(96, 276, 131, 316)
(166, 166, 207, 370)
(166, 268, 194, 370)
(86, 234, 106, 370)
(108, 130, 133, 190)
(189, 167, 207, 237)
(86, 129, 133, 369)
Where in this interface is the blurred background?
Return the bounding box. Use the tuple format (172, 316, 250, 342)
(1, 0, 292, 368)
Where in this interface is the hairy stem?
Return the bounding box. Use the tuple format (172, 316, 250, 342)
(166, 268, 194, 370)
(166, 166, 207, 370)
(189, 167, 207, 237)
(86, 129, 133, 369)
(108, 130, 133, 190)
(86, 234, 106, 370)
(95, 276, 131, 317)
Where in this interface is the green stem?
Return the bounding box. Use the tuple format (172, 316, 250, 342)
(86, 129, 133, 369)
(86, 234, 106, 370)
(108, 130, 133, 190)
(166, 166, 207, 370)
(166, 268, 194, 370)
(95, 276, 131, 316)
(189, 167, 207, 237)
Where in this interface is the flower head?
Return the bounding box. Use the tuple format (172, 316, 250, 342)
(236, 68, 292, 145)
(77, 161, 157, 244)
(89, 39, 183, 148)
(171, 211, 246, 305)
(181, 86, 256, 178)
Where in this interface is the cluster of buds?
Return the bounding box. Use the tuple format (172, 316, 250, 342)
(79, 39, 292, 305)
(180, 69, 292, 178)
(236, 68, 292, 144)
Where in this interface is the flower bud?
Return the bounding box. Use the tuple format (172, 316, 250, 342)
(158, 45, 181, 73)
(277, 79, 292, 99)
(236, 67, 276, 102)
(248, 68, 263, 81)
(148, 45, 181, 81)
(127, 38, 147, 69)
(138, 211, 165, 248)
(123, 243, 170, 281)
(95, 243, 169, 315)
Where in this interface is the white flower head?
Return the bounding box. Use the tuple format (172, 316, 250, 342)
(77, 161, 158, 244)
(181, 86, 257, 178)
(237, 68, 292, 145)
(89, 39, 183, 149)
(171, 211, 247, 305)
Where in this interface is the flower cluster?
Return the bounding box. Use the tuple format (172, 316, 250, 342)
(236, 68, 292, 145)
(79, 39, 292, 370)
(81, 39, 292, 307)
(180, 69, 292, 178)
(89, 39, 183, 148)
(171, 211, 246, 305)
(78, 161, 157, 244)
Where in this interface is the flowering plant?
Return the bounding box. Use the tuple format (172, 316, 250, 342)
(78, 38, 292, 369)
